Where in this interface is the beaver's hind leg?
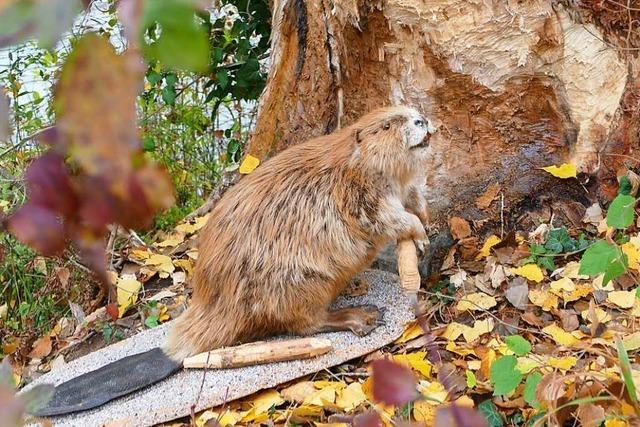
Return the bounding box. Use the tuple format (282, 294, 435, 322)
(296, 305, 384, 337)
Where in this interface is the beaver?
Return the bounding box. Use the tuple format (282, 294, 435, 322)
(33, 105, 436, 416)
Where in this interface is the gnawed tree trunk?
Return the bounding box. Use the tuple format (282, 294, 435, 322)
(246, 0, 640, 270)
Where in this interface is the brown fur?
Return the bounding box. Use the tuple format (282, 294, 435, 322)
(165, 106, 432, 360)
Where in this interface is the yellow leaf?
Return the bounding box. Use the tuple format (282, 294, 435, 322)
(117, 275, 142, 317)
(129, 249, 151, 261)
(418, 381, 448, 404)
(580, 308, 611, 324)
(593, 274, 614, 291)
(281, 381, 316, 403)
(463, 319, 494, 343)
(517, 356, 543, 374)
(543, 324, 579, 346)
(291, 405, 323, 417)
(197, 410, 243, 427)
(623, 331, 640, 351)
(476, 235, 501, 260)
(144, 254, 175, 274)
(529, 288, 559, 311)
(607, 290, 636, 309)
(456, 292, 497, 312)
(560, 261, 589, 280)
(242, 390, 284, 422)
(395, 322, 423, 344)
(303, 385, 336, 406)
(548, 356, 577, 371)
(550, 277, 575, 292)
(335, 383, 366, 412)
(542, 163, 577, 179)
(313, 380, 346, 390)
(445, 341, 476, 356)
(155, 235, 185, 248)
(394, 352, 432, 377)
(622, 242, 640, 270)
(455, 395, 475, 407)
(174, 259, 194, 276)
(560, 284, 592, 303)
(239, 154, 260, 174)
(442, 322, 467, 341)
(175, 214, 210, 234)
(413, 400, 436, 424)
(604, 420, 628, 427)
(511, 264, 544, 282)
(316, 424, 348, 427)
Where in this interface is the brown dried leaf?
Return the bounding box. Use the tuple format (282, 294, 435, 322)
(505, 277, 528, 309)
(576, 403, 605, 427)
(475, 183, 501, 209)
(28, 335, 52, 359)
(449, 217, 471, 240)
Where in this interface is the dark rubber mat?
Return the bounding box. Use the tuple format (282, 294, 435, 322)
(30, 347, 181, 416)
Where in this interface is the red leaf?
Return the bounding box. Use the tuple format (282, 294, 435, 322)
(434, 405, 489, 427)
(353, 411, 383, 427)
(26, 152, 77, 216)
(371, 358, 417, 406)
(8, 204, 64, 255)
(105, 303, 119, 321)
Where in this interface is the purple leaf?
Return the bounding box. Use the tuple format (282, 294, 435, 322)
(25, 152, 77, 216)
(434, 405, 489, 427)
(371, 358, 417, 406)
(7, 204, 64, 255)
(353, 411, 383, 427)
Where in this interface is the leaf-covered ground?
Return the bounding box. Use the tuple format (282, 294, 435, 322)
(8, 167, 640, 427)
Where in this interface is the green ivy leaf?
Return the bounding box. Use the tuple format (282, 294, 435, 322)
(505, 335, 532, 356)
(523, 372, 542, 408)
(490, 355, 522, 396)
(579, 240, 628, 285)
(478, 399, 504, 427)
(619, 175, 632, 196)
(607, 194, 636, 229)
(161, 85, 177, 105)
(145, 315, 159, 328)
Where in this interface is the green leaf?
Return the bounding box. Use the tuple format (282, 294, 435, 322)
(216, 69, 229, 89)
(478, 399, 504, 427)
(145, 315, 159, 328)
(490, 355, 522, 396)
(536, 256, 555, 272)
(607, 194, 636, 229)
(466, 370, 477, 388)
(142, 136, 156, 152)
(579, 240, 628, 285)
(523, 372, 542, 408)
(505, 335, 532, 356)
(616, 336, 639, 407)
(619, 175, 633, 196)
(142, 0, 210, 72)
(161, 86, 177, 105)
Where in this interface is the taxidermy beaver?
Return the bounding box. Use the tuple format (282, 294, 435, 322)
(33, 105, 436, 416)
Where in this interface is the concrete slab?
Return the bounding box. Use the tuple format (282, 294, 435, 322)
(22, 269, 413, 427)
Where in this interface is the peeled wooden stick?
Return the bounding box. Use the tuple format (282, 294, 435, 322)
(183, 337, 332, 369)
(397, 239, 420, 301)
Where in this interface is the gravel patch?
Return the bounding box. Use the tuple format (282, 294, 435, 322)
(22, 269, 414, 427)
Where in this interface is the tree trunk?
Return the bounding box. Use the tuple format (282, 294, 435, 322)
(246, 0, 640, 269)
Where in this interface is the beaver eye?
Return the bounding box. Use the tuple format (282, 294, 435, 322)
(414, 119, 425, 127)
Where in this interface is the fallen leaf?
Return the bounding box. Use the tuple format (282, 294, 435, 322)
(476, 235, 501, 260)
(396, 322, 424, 344)
(505, 277, 529, 309)
(413, 400, 436, 424)
(434, 405, 489, 427)
(242, 390, 284, 422)
(335, 382, 366, 412)
(239, 154, 260, 174)
(622, 242, 640, 270)
(607, 290, 636, 309)
(155, 235, 185, 248)
(371, 358, 417, 406)
(623, 332, 640, 351)
(550, 277, 576, 292)
(529, 288, 559, 311)
(475, 183, 501, 209)
(580, 308, 611, 324)
(145, 254, 175, 275)
(197, 409, 243, 427)
(463, 319, 495, 343)
(559, 261, 589, 280)
(116, 275, 143, 317)
(456, 292, 497, 312)
(394, 352, 432, 377)
(449, 217, 472, 240)
(548, 356, 577, 371)
(583, 203, 604, 226)
(511, 264, 544, 283)
(28, 335, 52, 359)
(303, 385, 337, 406)
(418, 380, 448, 404)
(542, 163, 577, 179)
(543, 324, 579, 346)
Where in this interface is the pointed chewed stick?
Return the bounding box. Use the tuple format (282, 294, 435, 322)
(182, 337, 332, 369)
(397, 239, 420, 304)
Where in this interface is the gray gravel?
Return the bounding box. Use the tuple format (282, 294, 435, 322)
(22, 269, 414, 427)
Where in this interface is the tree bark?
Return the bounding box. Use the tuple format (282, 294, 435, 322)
(248, 0, 639, 226)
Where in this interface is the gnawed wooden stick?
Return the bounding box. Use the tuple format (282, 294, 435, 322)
(397, 240, 420, 300)
(183, 337, 332, 369)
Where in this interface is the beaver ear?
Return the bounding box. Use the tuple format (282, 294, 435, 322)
(382, 120, 391, 131)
